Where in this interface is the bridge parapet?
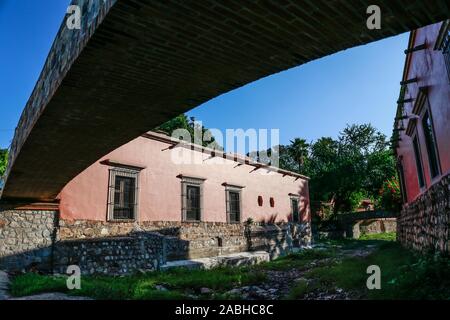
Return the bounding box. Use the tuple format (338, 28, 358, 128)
(334, 210, 398, 223)
(4, 0, 115, 197)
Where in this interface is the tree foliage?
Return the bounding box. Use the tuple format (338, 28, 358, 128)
(155, 114, 222, 150)
(0, 149, 8, 182)
(275, 124, 399, 213)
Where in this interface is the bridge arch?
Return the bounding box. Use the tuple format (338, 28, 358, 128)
(2, 0, 449, 201)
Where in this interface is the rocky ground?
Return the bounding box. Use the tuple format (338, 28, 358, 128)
(220, 242, 379, 300)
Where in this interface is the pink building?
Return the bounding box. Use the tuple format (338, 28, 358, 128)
(0, 130, 312, 273)
(58, 131, 311, 227)
(395, 21, 450, 253)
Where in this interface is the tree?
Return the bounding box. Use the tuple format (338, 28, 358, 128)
(155, 114, 222, 150)
(288, 138, 309, 173)
(276, 123, 398, 214)
(0, 149, 8, 185)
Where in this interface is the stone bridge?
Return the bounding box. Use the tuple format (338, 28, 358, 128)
(318, 210, 398, 239)
(2, 0, 449, 201)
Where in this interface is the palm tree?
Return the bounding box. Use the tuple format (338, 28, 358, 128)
(288, 138, 309, 173)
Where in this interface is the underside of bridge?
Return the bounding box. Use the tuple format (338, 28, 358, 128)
(2, 0, 449, 201)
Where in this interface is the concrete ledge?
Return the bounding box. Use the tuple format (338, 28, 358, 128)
(161, 251, 270, 271)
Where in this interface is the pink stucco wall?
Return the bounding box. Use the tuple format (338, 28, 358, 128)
(396, 22, 450, 204)
(59, 134, 310, 223)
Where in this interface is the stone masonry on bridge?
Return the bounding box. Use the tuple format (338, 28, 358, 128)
(2, 0, 448, 201)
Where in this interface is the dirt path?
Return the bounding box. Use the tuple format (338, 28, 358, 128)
(225, 242, 379, 300)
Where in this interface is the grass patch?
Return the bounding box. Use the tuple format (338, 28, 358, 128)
(256, 248, 337, 271)
(288, 240, 450, 300)
(358, 232, 396, 241)
(10, 266, 266, 300)
(10, 273, 67, 297)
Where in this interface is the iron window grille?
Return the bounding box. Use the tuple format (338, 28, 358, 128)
(225, 186, 242, 223)
(397, 158, 408, 204)
(181, 176, 204, 222)
(412, 134, 425, 189)
(290, 196, 300, 223)
(421, 106, 441, 179)
(107, 168, 139, 221)
(442, 26, 450, 82)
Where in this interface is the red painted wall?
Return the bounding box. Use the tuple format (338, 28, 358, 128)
(396, 22, 450, 204)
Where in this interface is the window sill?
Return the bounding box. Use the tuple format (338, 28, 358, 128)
(107, 219, 136, 223)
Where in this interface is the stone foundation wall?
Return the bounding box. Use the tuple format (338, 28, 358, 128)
(0, 208, 57, 271)
(53, 232, 165, 275)
(0, 208, 312, 274)
(59, 219, 312, 260)
(397, 174, 449, 253)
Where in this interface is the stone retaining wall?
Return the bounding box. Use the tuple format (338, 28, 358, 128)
(0, 209, 312, 274)
(397, 174, 449, 253)
(0, 209, 57, 271)
(53, 232, 165, 275)
(59, 219, 312, 261)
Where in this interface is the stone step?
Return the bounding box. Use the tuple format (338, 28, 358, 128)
(160, 251, 270, 271)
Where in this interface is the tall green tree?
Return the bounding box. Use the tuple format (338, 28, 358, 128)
(0, 149, 8, 178)
(288, 138, 310, 172)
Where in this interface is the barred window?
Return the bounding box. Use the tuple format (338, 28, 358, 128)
(397, 159, 408, 204)
(181, 176, 204, 221)
(226, 186, 242, 223)
(442, 27, 450, 82)
(107, 168, 139, 221)
(290, 197, 300, 222)
(421, 108, 441, 179)
(412, 135, 425, 189)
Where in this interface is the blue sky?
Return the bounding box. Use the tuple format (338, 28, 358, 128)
(0, 1, 408, 150)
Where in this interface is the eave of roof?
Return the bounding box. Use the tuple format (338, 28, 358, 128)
(141, 131, 310, 181)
